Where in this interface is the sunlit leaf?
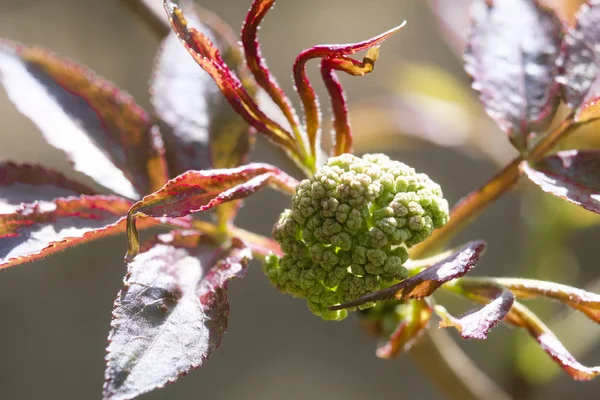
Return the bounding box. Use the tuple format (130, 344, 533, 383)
(0, 41, 169, 199)
(464, 0, 563, 151)
(0, 195, 131, 269)
(493, 277, 600, 323)
(376, 300, 433, 359)
(125, 163, 298, 260)
(522, 150, 600, 214)
(558, 0, 600, 121)
(330, 241, 486, 310)
(103, 231, 251, 400)
(437, 282, 514, 339)
(0, 162, 95, 213)
(152, 1, 253, 175)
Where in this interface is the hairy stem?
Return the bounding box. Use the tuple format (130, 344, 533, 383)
(122, 0, 170, 38)
(410, 330, 513, 400)
(411, 116, 577, 258)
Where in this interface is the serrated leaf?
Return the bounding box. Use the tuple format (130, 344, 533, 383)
(0, 195, 130, 269)
(464, 0, 563, 150)
(0, 41, 169, 199)
(125, 163, 298, 260)
(494, 277, 600, 323)
(522, 150, 600, 214)
(437, 282, 514, 339)
(558, 0, 600, 121)
(376, 300, 432, 359)
(0, 162, 95, 213)
(103, 231, 251, 400)
(152, 1, 253, 175)
(330, 241, 486, 310)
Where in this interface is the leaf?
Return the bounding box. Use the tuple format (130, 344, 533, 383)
(0, 41, 169, 199)
(152, 1, 253, 175)
(493, 277, 600, 323)
(521, 150, 600, 214)
(558, 0, 600, 121)
(464, 0, 563, 151)
(103, 231, 251, 400)
(0, 162, 95, 213)
(0, 195, 130, 269)
(125, 163, 298, 260)
(454, 282, 600, 380)
(376, 300, 433, 359)
(508, 302, 600, 380)
(330, 241, 486, 310)
(436, 282, 515, 339)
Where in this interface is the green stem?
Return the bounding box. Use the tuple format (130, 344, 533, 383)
(410, 330, 513, 400)
(411, 116, 578, 259)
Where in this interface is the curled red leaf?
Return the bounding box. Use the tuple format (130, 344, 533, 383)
(521, 150, 600, 214)
(125, 163, 298, 260)
(0, 41, 169, 199)
(104, 231, 251, 400)
(293, 23, 405, 157)
(330, 240, 486, 310)
(437, 282, 515, 339)
(464, 0, 563, 151)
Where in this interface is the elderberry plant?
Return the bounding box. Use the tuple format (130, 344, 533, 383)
(2, 0, 600, 399)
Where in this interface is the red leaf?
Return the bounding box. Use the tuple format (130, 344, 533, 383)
(330, 241, 486, 310)
(0, 41, 169, 198)
(103, 231, 251, 400)
(152, 2, 254, 175)
(376, 300, 433, 359)
(293, 23, 405, 157)
(125, 163, 298, 260)
(0, 162, 95, 213)
(464, 0, 563, 151)
(508, 302, 600, 380)
(522, 150, 600, 214)
(494, 277, 600, 323)
(558, 0, 600, 121)
(437, 282, 515, 339)
(0, 195, 131, 269)
(163, 0, 302, 162)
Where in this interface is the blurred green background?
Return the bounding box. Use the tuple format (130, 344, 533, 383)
(0, 0, 598, 399)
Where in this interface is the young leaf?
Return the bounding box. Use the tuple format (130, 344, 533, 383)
(104, 231, 251, 400)
(152, 1, 253, 175)
(0, 195, 131, 269)
(521, 150, 600, 214)
(464, 0, 563, 151)
(376, 300, 433, 359)
(558, 0, 600, 122)
(0, 41, 169, 199)
(0, 162, 95, 213)
(437, 282, 515, 339)
(125, 163, 298, 260)
(330, 241, 486, 310)
(493, 277, 600, 323)
(507, 302, 600, 381)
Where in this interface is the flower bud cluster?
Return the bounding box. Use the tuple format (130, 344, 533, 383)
(264, 154, 449, 320)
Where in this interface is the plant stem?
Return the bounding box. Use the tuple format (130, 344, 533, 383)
(410, 116, 577, 259)
(122, 0, 170, 38)
(410, 330, 513, 400)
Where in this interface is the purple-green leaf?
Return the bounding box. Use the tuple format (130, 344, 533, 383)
(103, 231, 251, 400)
(437, 281, 515, 339)
(464, 0, 563, 151)
(558, 0, 600, 121)
(522, 150, 600, 214)
(0, 162, 95, 213)
(330, 241, 486, 310)
(152, 0, 253, 175)
(0, 40, 169, 199)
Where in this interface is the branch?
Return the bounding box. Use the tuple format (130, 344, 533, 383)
(122, 0, 170, 38)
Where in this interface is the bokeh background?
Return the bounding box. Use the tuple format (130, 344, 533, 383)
(0, 0, 598, 399)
